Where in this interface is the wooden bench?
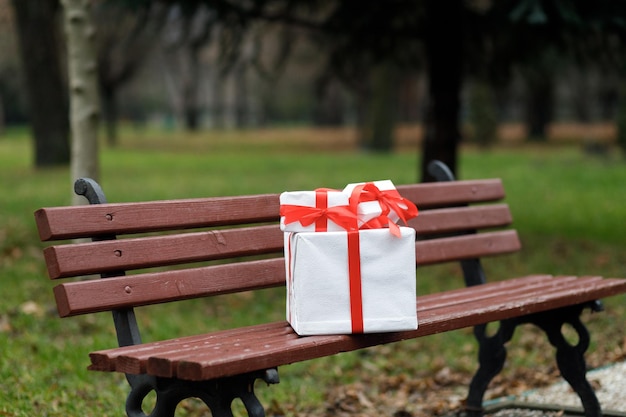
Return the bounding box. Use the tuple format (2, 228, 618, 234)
(34, 161, 626, 417)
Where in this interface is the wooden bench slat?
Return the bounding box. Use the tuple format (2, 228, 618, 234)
(88, 276, 590, 375)
(147, 324, 300, 377)
(35, 180, 505, 241)
(45, 204, 513, 280)
(176, 276, 626, 380)
(34, 194, 281, 241)
(415, 274, 582, 310)
(415, 230, 521, 265)
(55, 247, 530, 319)
(89, 276, 559, 372)
(162, 276, 598, 368)
(44, 225, 284, 279)
(396, 179, 504, 208)
(53, 258, 287, 317)
(120, 323, 296, 375)
(88, 322, 291, 373)
(94, 275, 544, 375)
(408, 204, 512, 235)
(87, 276, 626, 381)
(109, 275, 566, 376)
(51, 230, 520, 317)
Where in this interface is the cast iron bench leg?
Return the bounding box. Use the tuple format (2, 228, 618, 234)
(125, 369, 279, 417)
(465, 303, 602, 417)
(538, 304, 602, 417)
(464, 321, 515, 417)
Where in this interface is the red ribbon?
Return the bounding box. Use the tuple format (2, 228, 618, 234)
(315, 189, 327, 231)
(280, 189, 358, 232)
(348, 182, 418, 237)
(347, 230, 363, 333)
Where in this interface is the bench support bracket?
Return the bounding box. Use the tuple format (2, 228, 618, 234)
(427, 161, 603, 417)
(465, 303, 603, 417)
(125, 368, 279, 417)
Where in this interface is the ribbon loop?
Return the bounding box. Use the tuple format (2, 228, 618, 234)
(348, 182, 418, 235)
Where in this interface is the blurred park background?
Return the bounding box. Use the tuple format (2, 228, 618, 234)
(1, 1, 626, 416)
(2, 0, 626, 176)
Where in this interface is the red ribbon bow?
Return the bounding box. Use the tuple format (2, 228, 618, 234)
(280, 189, 358, 232)
(348, 182, 418, 237)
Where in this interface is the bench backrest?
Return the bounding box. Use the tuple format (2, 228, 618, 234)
(34, 179, 520, 319)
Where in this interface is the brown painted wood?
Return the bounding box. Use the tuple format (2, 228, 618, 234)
(34, 194, 281, 241)
(53, 258, 287, 317)
(44, 204, 513, 280)
(86, 276, 626, 381)
(415, 230, 521, 265)
(165, 276, 626, 380)
(396, 179, 504, 208)
(96, 275, 562, 375)
(409, 204, 512, 235)
(44, 225, 284, 279)
(52, 231, 520, 317)
(35, 179, 504, 241)
(148, 275, 582, 378)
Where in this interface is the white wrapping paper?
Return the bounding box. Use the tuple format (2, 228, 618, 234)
(279, 190, 350, 232)
(285, 227, 418, 335)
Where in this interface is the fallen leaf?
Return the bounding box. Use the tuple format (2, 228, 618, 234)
(20, 301, 43, 317)
(0, 315, 11, 333)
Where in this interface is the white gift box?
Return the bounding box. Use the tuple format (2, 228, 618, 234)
(343, 179, 397, 195)
(285, 227, 418, 335)
(279, 190, 351, 232)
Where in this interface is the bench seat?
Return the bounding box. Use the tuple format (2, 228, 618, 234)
(88, 275, 626, 381)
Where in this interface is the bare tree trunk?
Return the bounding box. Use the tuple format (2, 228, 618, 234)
(312, 73, 344, 127)
(181, 47, 201, 130)
(61, 0, 101, 205)
(100, 86, 118, 146)
(159, 47, 185, 126)
(234, 63, 248, 128)
(362, 63, 396, 152)
(0, 93, 4, 136)
(11, 0, 70, 167)
(94, 1, 167, 146)
(160, 4, 213, 131)
(421, 0, 464, 182)
(525, 70, 554, 141)
(617, 78, 626, 155)
(161, 34, 203, 131)
(521, 50, 556, 142)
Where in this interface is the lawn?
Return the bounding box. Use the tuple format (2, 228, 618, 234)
(1, 126, 625, 416)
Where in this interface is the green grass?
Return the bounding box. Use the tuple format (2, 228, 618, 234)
(1, 127, 625, 416)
